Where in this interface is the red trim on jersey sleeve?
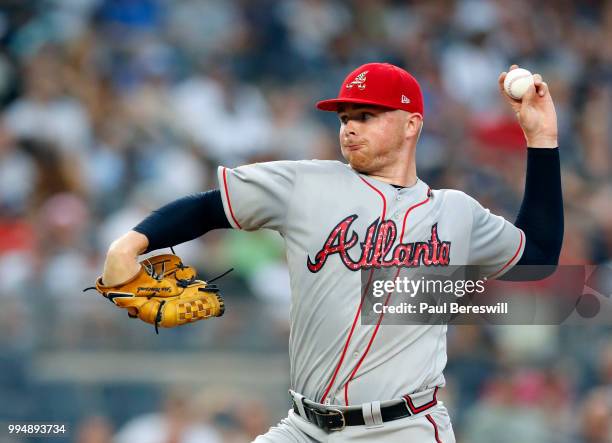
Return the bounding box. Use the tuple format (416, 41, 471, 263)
(488, 229, 524, 279)
(222, 167, 242, 230)
(319, 176, 387, 405)
(342, 192, 431, 405)
(425, 413, 443, 443)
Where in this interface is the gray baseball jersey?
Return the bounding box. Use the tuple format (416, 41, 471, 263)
(218, 160, 524, 407)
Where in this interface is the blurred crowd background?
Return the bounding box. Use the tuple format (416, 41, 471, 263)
(0, 0, 611, 442)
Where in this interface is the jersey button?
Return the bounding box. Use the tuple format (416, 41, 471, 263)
(353, 351, 360, 358)
(396, 195, 402, 201)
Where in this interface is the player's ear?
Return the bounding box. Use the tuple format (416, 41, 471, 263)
(404, 112, 423, 139)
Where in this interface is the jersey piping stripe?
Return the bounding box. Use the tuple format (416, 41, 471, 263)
(358, 176, 387, 219)
(488, 229, 524, 279)
(343, 190, 431, 405)
(319, 176, 387, 404)
(343, 266, 402, 405)
(222, 167, 242, 229)
(425, 414, 443, 443)
(319, 269, 376, 404)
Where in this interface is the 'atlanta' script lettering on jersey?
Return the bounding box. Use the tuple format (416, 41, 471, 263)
(307, 215, 451, 273)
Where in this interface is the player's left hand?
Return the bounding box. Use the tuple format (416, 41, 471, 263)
(498, 65, 558, 148)
(86, 253, 225, 334)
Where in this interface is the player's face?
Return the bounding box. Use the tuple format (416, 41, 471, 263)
(337, 104, 409, 174)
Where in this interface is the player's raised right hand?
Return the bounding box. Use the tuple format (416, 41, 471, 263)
(498, 65, 558, 149)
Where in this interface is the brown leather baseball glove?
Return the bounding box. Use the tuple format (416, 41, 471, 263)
(87, 254, 225, 333)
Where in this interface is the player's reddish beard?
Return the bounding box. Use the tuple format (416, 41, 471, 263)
(342, 142, 389, 174)
(339, 108, 408, 174)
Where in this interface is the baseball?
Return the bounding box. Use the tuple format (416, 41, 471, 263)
(503, 68, 534, 100)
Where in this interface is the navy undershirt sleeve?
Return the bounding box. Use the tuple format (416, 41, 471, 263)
(133, 189, 231, 253)
(500, 147, 564, 280)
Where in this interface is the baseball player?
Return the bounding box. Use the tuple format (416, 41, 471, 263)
(100, 63, 563, 442)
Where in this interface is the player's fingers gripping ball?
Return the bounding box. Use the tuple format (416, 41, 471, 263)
(87, 254, 225, 333)
(503, 67, 534, 100)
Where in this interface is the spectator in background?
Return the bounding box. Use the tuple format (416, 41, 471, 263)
(75, 415, 115, 443)
(171, 61, 274, 166)
(0, 123, 35, 214)
(4, 45, 92, 155)
(576, 387, 612, 443)
(461, 370, 554, 443)
(192, 387, 273, 443)
(114, 388, 222, 443)
(440, 3, 505, 113)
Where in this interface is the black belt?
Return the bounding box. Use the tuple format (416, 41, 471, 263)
(292, 387, 438, 432)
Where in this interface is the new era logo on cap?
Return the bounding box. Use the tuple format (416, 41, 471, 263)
(315, 62, 424, 116)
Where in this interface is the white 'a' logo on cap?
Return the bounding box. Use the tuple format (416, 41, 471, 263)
(346, 71, 368, 90)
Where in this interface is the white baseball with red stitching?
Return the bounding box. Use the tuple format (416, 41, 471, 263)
(504, 68, 534, 100)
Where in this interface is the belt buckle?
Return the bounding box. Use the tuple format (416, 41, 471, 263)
(316, 407, 346, 432)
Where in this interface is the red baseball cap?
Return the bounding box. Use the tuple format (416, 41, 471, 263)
(316, 62, 424, 116)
